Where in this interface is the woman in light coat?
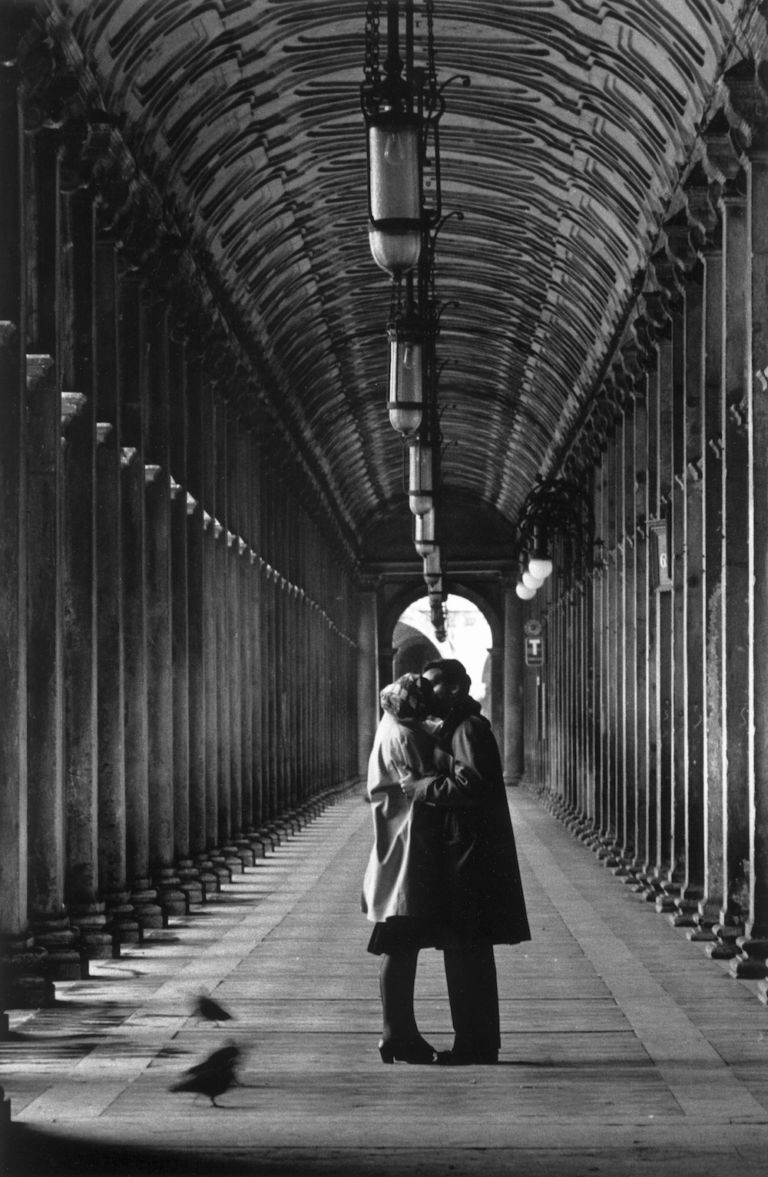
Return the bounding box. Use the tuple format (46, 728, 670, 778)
(362, 673, 457, 1064)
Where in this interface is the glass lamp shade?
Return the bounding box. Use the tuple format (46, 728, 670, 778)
(369, 228, 421, 276)
(408, 439, 434, 516)
(388, 324, 423, 436)
(516, 581, 536, 600)
(522, 570, 544, 591)
(528, 557, 554, 580)
(367, 113, 422, 276)
(423, 547, 441, 575)
(414, 507, 436, 556)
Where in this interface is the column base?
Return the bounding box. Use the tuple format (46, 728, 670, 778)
(130, 880, 164, 929)
(729, 937, 768, 979)
(154, 869, 189, 918)
(30, 913, 89, 980)
(176, 861, 204, 907)
(706, 921, 744, 960)
(687, 922, 717, 943)
(247, 832, 269, 858)
(194, 854, 220, 897)
(234, 840, 256, 868)
(71, 900, 121, 957)
(669, 895, 701, 929)
(102, 893, 142, 946)
(1, 1083, 9, 1132)
(0, 935, 55, 1009)
(221, 845, 245, 875)
(208, 853, 233, 885)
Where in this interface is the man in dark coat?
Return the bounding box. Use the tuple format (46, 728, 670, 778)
(418, 658, 531, 1064)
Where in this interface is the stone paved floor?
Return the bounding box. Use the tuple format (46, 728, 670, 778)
(3, 786, 768, 1176)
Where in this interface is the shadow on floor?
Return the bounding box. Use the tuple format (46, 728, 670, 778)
(4, 1124, 412, 1177)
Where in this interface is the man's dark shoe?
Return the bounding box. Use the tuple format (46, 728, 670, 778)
(436, 1049, 498, 1065)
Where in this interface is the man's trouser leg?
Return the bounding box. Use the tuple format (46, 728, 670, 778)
(443, 943, 500, 1059)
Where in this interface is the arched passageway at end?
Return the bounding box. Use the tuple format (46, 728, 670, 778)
(392, 594, 495, 718)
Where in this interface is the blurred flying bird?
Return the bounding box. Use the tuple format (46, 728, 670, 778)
(169, 1041, 240, 1107)
(190, 991, 233, 1024)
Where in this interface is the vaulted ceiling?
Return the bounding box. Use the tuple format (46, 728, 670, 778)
(61, 0, 748, 565)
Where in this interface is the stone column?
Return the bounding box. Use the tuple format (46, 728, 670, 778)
(667, 288, 688, 909)
(489, 644, 504, 751)
(734, 140, 768, 980)
(214, 403, 234, 857)
(693, 236, 726, 940)
(247, 432, 264, 836)
(709, 182, 750, 956)
(593, 457, 609, 835)
(356, 586, 379, 776)
(640, 334, 661, 890)
(184, 361, 209, 881)
(94, 241, 129, 936)
(673, 262, 706, 925)
(144, 307, 186, 916)
(0, 17, 52, 1019)
(120, 278, 160, 931)
(620, 395, 637, 867)
(61, 190, 113, 955)
(168, 333, 202, 904)
(631, 374, 651, 885)
(652, 322, 676, 904)
(226, 415, 245, 859)
(502, 582, 524, 784)
(26, 354, 84, 979)
(237, 432, 254, 839)
(201, 383, 225, 878)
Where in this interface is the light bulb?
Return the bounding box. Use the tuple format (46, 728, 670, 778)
(528, 557, 553, 580)
(383, 132, 405, 166)
(522, 570, 543, 590)
(516, 582, 536, 601)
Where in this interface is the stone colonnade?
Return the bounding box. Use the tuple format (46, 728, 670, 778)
(522, 66, 768, 999)
(0, 29, 359, 1016)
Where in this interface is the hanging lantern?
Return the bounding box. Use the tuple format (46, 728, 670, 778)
(414, 506, 437, 556)
(387, 310, 423, 436)
(407, 437, 434, 516)
(367, 108, 422, 276)
(423, 548, 441, 589)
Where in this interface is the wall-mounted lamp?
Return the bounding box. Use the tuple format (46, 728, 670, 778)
(515, 477, 594, 598)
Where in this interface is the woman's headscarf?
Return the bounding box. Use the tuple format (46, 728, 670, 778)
(380, 673, 432, 721)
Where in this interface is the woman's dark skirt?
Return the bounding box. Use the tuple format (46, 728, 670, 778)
(366, 916, 449, 955)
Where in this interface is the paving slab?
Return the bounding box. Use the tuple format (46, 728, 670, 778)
(3, 787, 768, 1176)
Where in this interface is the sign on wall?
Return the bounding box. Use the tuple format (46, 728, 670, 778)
(648, 515, 673, 591)
(524, 618, 543, 666)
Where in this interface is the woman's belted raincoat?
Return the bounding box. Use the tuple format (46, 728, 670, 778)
(361, 712, 448, 923)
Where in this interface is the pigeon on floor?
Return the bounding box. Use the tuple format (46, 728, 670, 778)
(190, 991, 233, 1024)
(169, 1041, 240, 1107)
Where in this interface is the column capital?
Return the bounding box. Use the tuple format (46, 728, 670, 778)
(683, 160, 719, 240)
(722, 59, 768, 142)
(701, 108, 744, 186)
